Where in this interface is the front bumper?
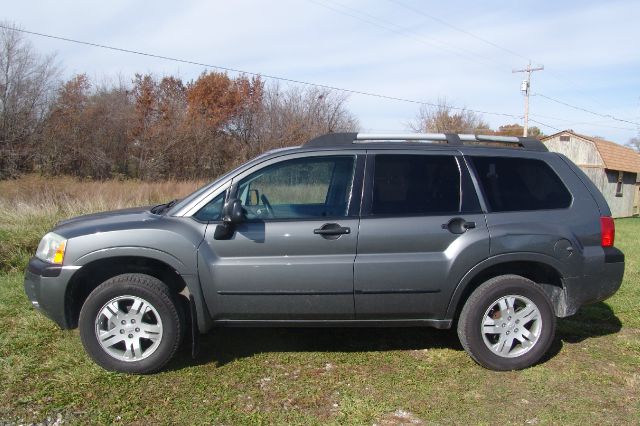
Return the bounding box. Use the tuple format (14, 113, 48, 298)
(24, 257, 77, 329)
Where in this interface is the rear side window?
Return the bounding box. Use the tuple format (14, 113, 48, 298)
(370, 154, 460, 215)
(471, 156, 572, 212)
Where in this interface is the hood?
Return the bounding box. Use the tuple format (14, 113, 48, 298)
(53, 206, 160, 239)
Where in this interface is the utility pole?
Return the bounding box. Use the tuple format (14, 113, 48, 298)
(513, 61, 544, 137)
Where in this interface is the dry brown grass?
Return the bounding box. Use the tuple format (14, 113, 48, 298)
(0, 174, 204, 219)
(0, 175, 205, 273)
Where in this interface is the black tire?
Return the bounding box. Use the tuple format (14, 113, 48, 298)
(457, 274, 556, 371)
(79, 273, 184, 374)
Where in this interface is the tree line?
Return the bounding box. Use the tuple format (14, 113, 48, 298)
(1, 22, 544, 181)
(37, 72, 358, 180)
(0, 24, 358, 180)
(409, 98, 543, 138)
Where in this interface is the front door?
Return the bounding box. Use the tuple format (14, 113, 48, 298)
(354, 151, 490, 319)
(198, 152, 363, 320)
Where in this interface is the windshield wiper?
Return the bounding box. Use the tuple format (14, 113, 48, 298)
(150, 199, 179, 215)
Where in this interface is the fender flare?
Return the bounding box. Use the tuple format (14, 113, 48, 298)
(75, 246, 188, 273)
(445, 252, 569, 319)
(74, 246, 213, 333)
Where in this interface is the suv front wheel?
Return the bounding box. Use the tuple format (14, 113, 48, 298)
(457, 275, 556, 371)
(79, 273, 184, 374)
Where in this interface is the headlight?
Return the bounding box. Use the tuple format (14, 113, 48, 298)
(36, 232, 67, 264)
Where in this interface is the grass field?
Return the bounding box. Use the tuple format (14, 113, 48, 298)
(0, 176, 638, 424)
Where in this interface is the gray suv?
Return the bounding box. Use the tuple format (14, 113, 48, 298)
(24, 133, 625, 373)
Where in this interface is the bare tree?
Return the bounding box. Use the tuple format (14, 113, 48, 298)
(626, 135, 640, 152)
(252, 84, 358, 156)
(410, 98, 490, 134)
(0, 22, 58, 178)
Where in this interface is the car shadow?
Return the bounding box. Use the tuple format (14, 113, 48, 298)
(557, 301, 622, 342)
(541, 301, 622, 363)
(167, 326, 463, 370)
(166, 301, 623, 371)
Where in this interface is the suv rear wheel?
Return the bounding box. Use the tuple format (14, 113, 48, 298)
(79, 273, 184, 374)
(457, 275, 556, 371)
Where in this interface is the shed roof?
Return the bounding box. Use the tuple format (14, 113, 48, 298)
(542, 130, 640, 173)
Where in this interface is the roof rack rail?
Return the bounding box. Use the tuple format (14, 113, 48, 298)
(304, 132, 547, 152)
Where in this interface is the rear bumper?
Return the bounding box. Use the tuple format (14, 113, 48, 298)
(24, 257, 76, 329)
(559, 247, 624, 317)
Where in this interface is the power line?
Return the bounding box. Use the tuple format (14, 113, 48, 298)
(387, 0, 527, 61)
(535, 93, 640, 127)
(528, 113, 637, 131)
(0, 24, 523, 119)
(312, 0, 636, 133)
(307, 0, 511, 70)
(528, 118, 562, 132)
(387, 0, 633, 122)
(3, 24, 637, 136)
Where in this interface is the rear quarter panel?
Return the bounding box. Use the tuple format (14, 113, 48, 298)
(467, 150, 603, 279)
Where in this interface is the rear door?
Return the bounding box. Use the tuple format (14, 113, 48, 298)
(354, 150, 490, 319)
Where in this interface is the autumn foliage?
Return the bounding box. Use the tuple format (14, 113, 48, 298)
(28, 71, 357, 180)
(2, 23, 543, 182)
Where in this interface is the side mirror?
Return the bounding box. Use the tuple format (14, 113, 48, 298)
(214, 198, 245, 240)
(223, 198, 245, 224)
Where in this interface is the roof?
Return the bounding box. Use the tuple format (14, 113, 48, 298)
(542, 130, 640, 173)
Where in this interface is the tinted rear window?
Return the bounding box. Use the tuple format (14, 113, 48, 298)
(471, 156, 572, 212)
(371, 154, 460, 215)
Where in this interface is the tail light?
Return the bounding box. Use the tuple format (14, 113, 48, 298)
(600, 216, 615, 247)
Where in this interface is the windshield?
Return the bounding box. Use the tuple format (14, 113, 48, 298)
(165, 170, 235, 215)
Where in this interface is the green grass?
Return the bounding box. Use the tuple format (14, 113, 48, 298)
(1, 179, 639, 424)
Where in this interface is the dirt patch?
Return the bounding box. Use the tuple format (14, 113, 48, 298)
(374, 409, 424, 425)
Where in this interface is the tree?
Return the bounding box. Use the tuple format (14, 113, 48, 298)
(40, 74, 91, 175)
(186, 71, 248, 129)
(626, 136, 640, 152)
(225, 75, 264, 147)
(251, 84, 358, 156)
(0, 22, 58, 178)
(494, 123, 543, 139)
(410, 98, 490, 134)
(130, 73, 160, 178)
(42, 74, 132, 179)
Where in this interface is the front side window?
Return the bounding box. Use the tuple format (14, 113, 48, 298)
(370, 154, 461, 216)
(236, 156, 356, 220)
(471, 156, 572, 212)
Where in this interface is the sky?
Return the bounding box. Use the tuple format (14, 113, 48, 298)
(3, 0, 640, 143)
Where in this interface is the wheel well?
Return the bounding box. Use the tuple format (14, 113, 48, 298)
(65, 256, 187, 328)
(452, 261, 564, 321)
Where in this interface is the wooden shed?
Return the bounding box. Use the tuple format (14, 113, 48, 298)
(541, 130, 640, 218)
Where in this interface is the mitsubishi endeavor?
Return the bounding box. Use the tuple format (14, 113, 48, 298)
(24, 132, 625, 373)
